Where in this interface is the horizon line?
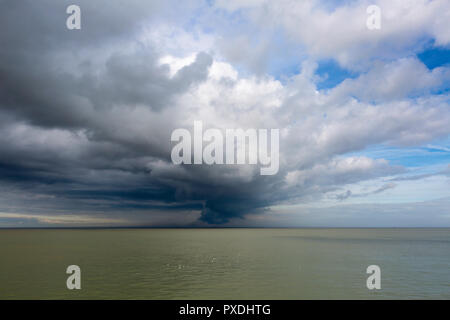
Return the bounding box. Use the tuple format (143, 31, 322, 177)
(1, 226, 449, 230)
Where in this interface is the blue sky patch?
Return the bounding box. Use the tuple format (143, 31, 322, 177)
(315, 59, 358, 90)
(417, 46, 450, 70)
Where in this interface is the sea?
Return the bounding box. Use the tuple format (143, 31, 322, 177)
(0, 228, 449, 299)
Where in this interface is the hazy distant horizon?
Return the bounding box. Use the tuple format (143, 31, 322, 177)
(1, 226, 450, 230)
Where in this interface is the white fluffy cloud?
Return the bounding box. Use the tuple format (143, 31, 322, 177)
(215, 0, 450, 69)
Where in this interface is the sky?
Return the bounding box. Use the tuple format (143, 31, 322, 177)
(0, 0, 449, 227)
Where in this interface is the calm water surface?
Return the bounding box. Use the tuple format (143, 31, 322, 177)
(0, 228, 449, 299)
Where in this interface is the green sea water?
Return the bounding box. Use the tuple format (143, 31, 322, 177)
(0, 228, 449, 299)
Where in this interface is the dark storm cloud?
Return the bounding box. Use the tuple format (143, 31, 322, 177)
(0, 0, 165, 51)
(0, 41, 212, 127)
(89, 50, 213, 111)
(0, 1, 214, 220)
(0, 0, 282, 225)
